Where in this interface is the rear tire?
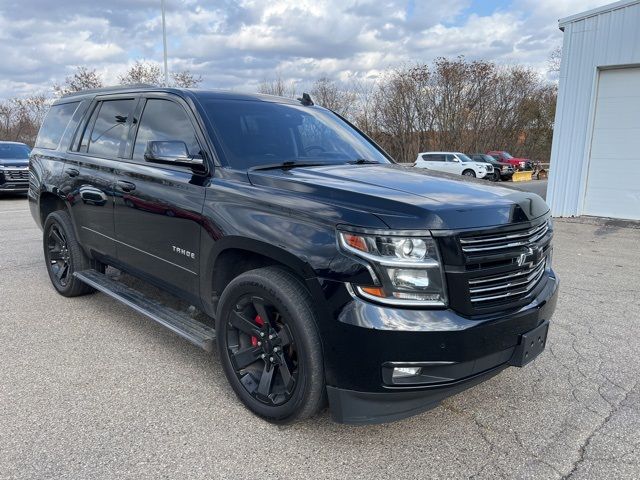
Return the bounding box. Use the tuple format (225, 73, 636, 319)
(216, 266, 325, 424)
(462, 169, 476, 177)
(43, 210, 104, 297)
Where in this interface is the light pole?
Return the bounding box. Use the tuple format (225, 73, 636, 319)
(161, 0, 169, 86)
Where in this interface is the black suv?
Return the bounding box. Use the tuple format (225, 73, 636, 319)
(29, 87, 558, 424)
(470, 153, 514, 181)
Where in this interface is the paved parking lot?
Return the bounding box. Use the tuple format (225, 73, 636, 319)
(1, 194, 639, 480)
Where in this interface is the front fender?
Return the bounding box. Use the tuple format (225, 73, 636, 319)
(197, 176, 380, 318)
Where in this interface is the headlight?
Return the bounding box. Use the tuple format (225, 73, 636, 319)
(338, 230, 447, 306)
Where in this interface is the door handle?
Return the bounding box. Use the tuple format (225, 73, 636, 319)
(66, 168, 80, 177)
(117, 180, 136, 192)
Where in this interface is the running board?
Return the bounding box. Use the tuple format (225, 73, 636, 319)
(74, 269, 216, 352)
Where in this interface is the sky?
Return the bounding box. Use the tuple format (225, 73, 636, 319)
(0, 0, 613, 99)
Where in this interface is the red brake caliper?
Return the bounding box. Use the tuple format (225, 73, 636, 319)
(251, 315, 265, 347)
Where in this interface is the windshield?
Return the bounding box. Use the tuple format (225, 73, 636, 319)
(457, 154, 474, 163)
(201, 99, 391, 170)
(501, 152, 513, 159)
(0, 143, 30, 159)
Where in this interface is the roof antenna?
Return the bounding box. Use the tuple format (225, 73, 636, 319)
(298, 92, 314, 106)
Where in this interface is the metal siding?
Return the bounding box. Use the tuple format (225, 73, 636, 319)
(548, 1, 640, 217)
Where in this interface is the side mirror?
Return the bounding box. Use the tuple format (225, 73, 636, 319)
(144, 141, 204, 169)
(451, 157, 460, 163)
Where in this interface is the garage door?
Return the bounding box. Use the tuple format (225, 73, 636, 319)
(583, 68, 640, 220)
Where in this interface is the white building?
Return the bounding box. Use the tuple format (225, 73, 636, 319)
(547, 0, 640, 221)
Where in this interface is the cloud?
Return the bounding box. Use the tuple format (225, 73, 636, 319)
(0, 0, 614, 99)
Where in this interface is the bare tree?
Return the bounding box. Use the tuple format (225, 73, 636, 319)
(548, 46, 562, 73)
(119, 61, 164, 86)
(53, 66, 103, 96)
(172, 70, 203, 88)
(258, 74, 296, 98)
(310, 77, 357, 116)
(0, 94, 49, 146)
(119, 61, 203, 88)
(349, 57, 557, 163)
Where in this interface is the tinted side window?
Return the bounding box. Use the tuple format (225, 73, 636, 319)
(423, 154, 444, 162)
(84, 99, 135, 157)
(445, 154, 456, 162)
(35, 102, 80, 150)
(133, 99, 201, 162)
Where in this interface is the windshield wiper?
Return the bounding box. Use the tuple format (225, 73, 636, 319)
(348, 159, 380, 165)
(249, 160, 336, 171)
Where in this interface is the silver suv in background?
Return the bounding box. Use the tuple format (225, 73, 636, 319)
(414, 152, 493, 179)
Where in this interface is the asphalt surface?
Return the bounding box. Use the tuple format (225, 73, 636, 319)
(1, 192, 639, 480)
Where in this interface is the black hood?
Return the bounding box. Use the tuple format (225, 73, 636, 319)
(248, 164, 549, 230)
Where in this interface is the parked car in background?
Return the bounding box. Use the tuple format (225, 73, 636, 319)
(486, 151, 533, 171)
(0, 141, 31, 194)
(470, 154, 514, 181)
(415, 152, 493, 179)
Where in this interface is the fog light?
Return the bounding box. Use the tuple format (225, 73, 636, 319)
(392, 367, 421, 379)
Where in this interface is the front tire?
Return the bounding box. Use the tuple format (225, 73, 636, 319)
(462, 169, 476, 177)
(43, 210, 103, 297)
(216, 267, 325, 423)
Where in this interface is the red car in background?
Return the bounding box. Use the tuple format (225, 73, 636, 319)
(487, 151, 534, 171)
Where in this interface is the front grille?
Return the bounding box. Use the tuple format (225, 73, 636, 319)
(443, 218, 553, 316)
(468, 256, 546, 304)
(5, 169, 29, 182)
(460, 220, 548, 256)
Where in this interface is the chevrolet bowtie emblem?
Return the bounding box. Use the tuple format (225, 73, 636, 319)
(517, 246, 534, 267)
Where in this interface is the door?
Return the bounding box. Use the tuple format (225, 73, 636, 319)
(583, 68, 640, 220)
(65, 97, 138, 261)
(113, 95, 208, 299)
(445, 154, 463, 174)
(420, 153, 446, 172)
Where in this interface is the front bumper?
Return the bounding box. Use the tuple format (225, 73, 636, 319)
(0, 184, 28, 192)
(0, 170, 29, 193)
(323, 271, 558, 424)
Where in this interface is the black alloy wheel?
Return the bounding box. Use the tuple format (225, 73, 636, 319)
(226, 295, 297, 406)
(43, 210, 103, 297)
(216, 266, 325, 423)
(46, 224, 71, 286)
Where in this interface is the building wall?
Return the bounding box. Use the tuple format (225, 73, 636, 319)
(547, 0, 640, 217)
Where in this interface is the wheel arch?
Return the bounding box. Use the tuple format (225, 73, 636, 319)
(39, 191, 68, 226)
(201, 236, 320, 318)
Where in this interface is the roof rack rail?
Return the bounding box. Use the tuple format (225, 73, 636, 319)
(61, 83, 160, 98)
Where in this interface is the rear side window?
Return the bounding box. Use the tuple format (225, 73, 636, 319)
(422, 154, 444, 162)
(35, 102, 80, 150)
(132, 99, 201, 162)
(79, 99, 135, 157)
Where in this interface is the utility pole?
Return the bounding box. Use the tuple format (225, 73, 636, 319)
(161, 0, 169, 86)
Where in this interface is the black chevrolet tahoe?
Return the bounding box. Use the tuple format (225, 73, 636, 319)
(28, 86, 558, 424)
